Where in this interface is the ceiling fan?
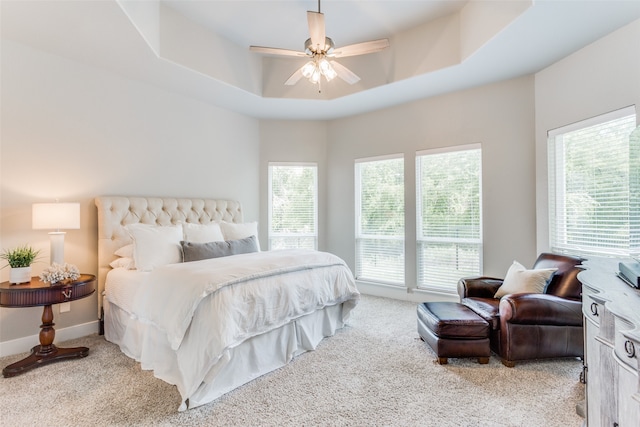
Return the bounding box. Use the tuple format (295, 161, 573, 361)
(249, 0, 389, 91)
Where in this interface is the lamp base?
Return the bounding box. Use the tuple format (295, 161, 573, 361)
(49, 232, 66, 265)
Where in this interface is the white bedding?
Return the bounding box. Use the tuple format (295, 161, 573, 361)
(104, 249, 359, 410)
(104, 268, 149, 313)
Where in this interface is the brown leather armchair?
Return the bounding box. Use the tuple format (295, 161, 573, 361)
(457, 253, 584, 367)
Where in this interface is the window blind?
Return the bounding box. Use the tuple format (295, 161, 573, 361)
(548, 106, 638, 257)
(416, 144, 482, 293)
(268, 163, 318, 250)
(355, 155, 405, 285)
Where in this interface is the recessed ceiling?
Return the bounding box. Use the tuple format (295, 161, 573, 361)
(162, 0, 468, 52)
(2, 1, 640, 120)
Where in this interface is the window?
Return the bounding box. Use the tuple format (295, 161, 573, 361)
(548, 106, 638, 257)
(416, 144, 482, 293)
(268, 163, 317, 250)
(355, 155, 404, 285)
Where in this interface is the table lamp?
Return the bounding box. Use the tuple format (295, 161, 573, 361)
(32, 202, 80, 265)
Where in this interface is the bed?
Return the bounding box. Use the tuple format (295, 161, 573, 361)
(95, 196, 360, 411)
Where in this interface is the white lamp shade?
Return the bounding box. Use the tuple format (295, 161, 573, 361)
(32, 203, 80, 230)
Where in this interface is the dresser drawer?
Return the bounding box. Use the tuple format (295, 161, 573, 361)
(583, 291, 603, 327)
(615, 319, 639, 370)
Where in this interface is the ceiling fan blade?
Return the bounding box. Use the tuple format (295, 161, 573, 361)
(249, 46, 307, 58)
(284, 68, 304, 86)
(332, 39, 389, 58)
(307, 11, 325, 52)
(330, 61, 360, 85)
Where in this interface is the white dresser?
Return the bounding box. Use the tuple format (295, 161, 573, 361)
(580, 257, 640, 427)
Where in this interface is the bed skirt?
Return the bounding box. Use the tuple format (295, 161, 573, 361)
(104, 298, 346, 410)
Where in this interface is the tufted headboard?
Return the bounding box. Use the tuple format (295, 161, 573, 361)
(94, 196, 243, 317)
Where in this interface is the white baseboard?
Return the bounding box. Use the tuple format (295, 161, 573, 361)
(0, 320, 100, 358)
(357, 281, 459, 303)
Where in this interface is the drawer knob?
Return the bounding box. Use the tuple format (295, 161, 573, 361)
(62, 289, 72, 300)
(624, 340, 636, 358)
(590, 302, 599, 316)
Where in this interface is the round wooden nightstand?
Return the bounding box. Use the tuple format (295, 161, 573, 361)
(0, 274, 96, 377)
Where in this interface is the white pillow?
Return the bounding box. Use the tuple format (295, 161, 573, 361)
(109, 257, 136, 270)
(125, 223, 183, 272)
(494, 260, 558, 298)
(183, 222, 225, 244)
(220, 221, 260, 250)
(114, 244, 133, 258)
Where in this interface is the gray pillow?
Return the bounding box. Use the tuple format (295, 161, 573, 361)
(181, 235, 259, 263)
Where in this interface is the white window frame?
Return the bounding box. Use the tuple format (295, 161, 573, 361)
(268, 162, 318, 250)
(548, 105, 638, 257)
(416, 143, 483, 294)
(355, 153, 405, 286)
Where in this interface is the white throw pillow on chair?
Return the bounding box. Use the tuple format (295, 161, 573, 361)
(494, 260, 557, 298)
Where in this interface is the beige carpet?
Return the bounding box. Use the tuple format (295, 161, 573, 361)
(0, 295, 584, 426)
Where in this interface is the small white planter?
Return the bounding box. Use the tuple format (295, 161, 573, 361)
(10, 266, 32, 284)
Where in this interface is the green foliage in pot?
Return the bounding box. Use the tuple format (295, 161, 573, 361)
(0, 245, 41, 268)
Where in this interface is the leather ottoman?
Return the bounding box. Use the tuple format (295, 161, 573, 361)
(417, 301, 490, 364)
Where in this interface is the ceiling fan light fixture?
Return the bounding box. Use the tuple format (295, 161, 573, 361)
(301, 57, 337, 85)
(318, 57, 330, 73)
(324, 69, 337, 82)
(319, 58, 337, 81)
(311, 69, 322, 84)
(301, 61, 316, 78)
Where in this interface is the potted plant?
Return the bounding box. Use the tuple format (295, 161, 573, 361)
(1, 245, 41, 284)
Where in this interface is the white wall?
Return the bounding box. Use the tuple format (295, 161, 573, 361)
(258, 120, 328, 250)
(0, 40, 260, 351)
(535, 19, 640, 254)
(324, 76, 537, 301)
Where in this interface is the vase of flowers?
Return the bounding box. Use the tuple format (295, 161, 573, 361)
(0, 245, 41, 284)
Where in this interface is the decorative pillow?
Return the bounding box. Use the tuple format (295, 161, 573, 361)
(125, 223, 183, 272)
(220, 221, 260, 250)
(109, 257, 136, 270)
(114, 244, 134, 258)
(182, 222, 225, 244)
(181, 235, 259, 263)
(494, 260, 558, 298)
